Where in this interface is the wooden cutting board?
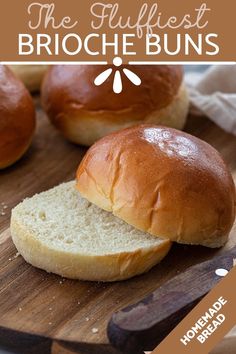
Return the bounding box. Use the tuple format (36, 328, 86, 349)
(0, 98, 236, 354)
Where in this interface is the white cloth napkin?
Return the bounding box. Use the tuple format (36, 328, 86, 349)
(185, 65, 236, 135)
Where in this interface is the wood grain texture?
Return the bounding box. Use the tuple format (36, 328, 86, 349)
(0, 100, 235, 354)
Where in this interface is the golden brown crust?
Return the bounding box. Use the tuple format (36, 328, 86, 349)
(41, 65, 186, 145)
(76, 125, 236, 248)
(0, 65, 36, 169)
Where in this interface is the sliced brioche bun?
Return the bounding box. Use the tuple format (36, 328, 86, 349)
(11, 182, 171, 282)
(41, 65, 189, 146)
(76, 125, 236, 248)
(9, 65, 48, 92)
(0, 65, 36, 169)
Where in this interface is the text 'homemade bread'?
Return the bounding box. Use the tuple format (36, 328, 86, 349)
(76, 125, 236, 248)
(11, 182, 171, 282)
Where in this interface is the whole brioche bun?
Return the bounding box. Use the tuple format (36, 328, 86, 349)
(9, 65, 48, 92)
(42, 65, 189, 146)
(76, 125, 236, 248)
(0, 66, 36, 169)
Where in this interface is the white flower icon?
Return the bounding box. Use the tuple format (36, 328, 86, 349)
(94, 57, 141, 94)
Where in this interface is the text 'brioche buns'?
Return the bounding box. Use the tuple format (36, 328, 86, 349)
(11, 182, 171, 282)
(9, 65, 48, 92)
(41, 65, 189, 146)
(0, 66, 36, 169)
(76, 125, 236, 248)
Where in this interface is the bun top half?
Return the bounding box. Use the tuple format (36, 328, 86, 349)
(76, 125, 236, 248)
(0, 65, 35, 169)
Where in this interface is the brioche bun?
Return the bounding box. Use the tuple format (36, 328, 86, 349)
(42, 65, 189, 146)
(11, 181, 171, 282)
(76, 125, 236, 248)
(0, 66, 36, 169)
(9, 65, 48, 92)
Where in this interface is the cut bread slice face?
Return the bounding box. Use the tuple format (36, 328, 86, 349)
(11, 181, 171, 282)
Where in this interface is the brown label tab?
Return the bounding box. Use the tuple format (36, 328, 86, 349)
(0, 0, 236, 63)
(151, 265, 236, 354)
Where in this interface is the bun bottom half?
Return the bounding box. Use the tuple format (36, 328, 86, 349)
(11, 182, 171, 282)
